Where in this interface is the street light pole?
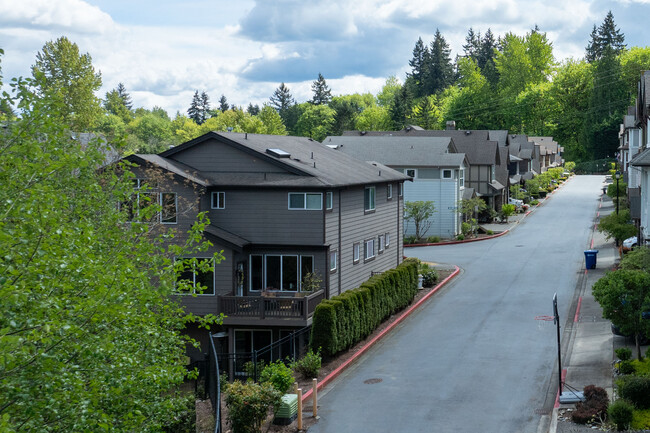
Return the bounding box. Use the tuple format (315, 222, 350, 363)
(615, 171, 621, 216)
(553, 293, 562, 394)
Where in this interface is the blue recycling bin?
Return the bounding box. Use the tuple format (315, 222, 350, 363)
(584, 250, 599, 269)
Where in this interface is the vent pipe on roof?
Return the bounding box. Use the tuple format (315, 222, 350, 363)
(379, 170, 381, 176)
(313, 162, 316, 168)
(311, 152, 314, 159)
(245, 133, 248, 139)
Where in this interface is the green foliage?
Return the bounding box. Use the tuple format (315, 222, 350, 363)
(260, 361, 294, 394)
(31, 36, 103, 131)
(0, 76, 222, 431)
(243, 360, 266, 380)
(564, 161, 576, 172)
(630, 357, 650, 376)
(290, 349, 322, 379)
(621, 247, 650, 272)
(162, 394, 196, 433)
(301, 271, 323, 292)
(295, 103, 336, 141)
(608, 399, 634, 431)
(310, 73, 332, 105)
(530, 200, 540, 206)
(616, 347, 633, 361)
(618, 360, 636, 375)
(421, 269, 439, 287)
(597, 209, 636, 244)
(617, 375, 650, 409)
(404, 235, 417, 245)
(499, 204, 516, 222)
(311, 259, 419, 357)
(225, 381, 282, 433)
(632, 408, 650, 430)
(456, 234, 465, 240)
(405, 201, 436, 240)
(426, 236, 441, 243)
(593, 270, 650, 359)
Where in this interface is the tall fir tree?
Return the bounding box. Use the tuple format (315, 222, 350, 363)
(479, 29, 500, 86)
(116, 82, 133, 110)
(247, 103, 260, 116)
(310, 73, 332, 105)
(270, 83, 295, 113)
(218, 94, 230, 112)
(585, 25, 600, 63)
(425, 29, 455, 95)
(408, 37, 429, 98)
(187, 90, 203, 124)
(463, 28, 481, 61)
(585, 11, 626, 62)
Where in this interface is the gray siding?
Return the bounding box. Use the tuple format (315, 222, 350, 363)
(326, 182, 403, 297)
(170, 138, 287, 173)
(205, 189, 325, 245)
(179, 246, 234, 316)
(404, 179, 460, 238)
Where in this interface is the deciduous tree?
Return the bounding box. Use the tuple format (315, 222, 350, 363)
(405, 201, 436, 240)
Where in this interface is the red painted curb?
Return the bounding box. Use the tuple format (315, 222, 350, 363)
(555, 369, 568, 408)
(574, 297, 582, 323)
(301, 265, 461, 403)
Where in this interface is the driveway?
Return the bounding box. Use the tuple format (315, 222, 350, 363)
(309, 176, 605, 433)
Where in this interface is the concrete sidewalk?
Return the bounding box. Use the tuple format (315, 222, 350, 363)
(553, 182, 617, 433)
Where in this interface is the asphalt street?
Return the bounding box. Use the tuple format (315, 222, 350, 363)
(309, 175, 605, 433)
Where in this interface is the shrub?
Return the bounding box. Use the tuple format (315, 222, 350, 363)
(618, 375, 650, 409)
(421, 269, 438, 287)
(225, 381, 282, 433)
(162, 394, 196, 433)
(456, 234, 465, 241)
(461, 221, 473, 237)
(632, 357, 650, 376)
(243, 360, 266, 381)
(530, 200, 539, 205)
(291, 349, 322, 379)
(404, 235, 417, 245)
(615, 347, 632, 361)
(572, 385, 608, 424)
(426, 235, 441, 243)
(486, 230, 494, 235)
(260, 360, 294, 394)
(608, 399, 634, 431)
(632, 408, 650, 430)
(618, 360, 636, 375)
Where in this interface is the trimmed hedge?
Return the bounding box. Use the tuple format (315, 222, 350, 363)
(311, 258, 419, 357)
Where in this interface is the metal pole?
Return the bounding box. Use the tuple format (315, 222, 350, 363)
(616, 176, 619, 215)
(553, 293, 562, 394)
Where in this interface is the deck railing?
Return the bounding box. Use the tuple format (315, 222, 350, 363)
(218, 290, 325, 320)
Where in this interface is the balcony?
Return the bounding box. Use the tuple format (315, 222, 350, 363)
(218, 290, 325, 327)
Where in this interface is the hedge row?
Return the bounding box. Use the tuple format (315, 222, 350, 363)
(310, 258, 419, 357)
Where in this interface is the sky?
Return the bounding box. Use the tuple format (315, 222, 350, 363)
(0, 0, 649, 117)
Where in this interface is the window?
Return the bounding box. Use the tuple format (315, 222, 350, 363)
(249, 254, 314, 291)
(406, 169, 416, 178)
(387, 184, 393, 199)
(288, 193, 322, 210)
(491, 165, 496, 182)
(176, 258, 214, 295)
(459, 169, 465, 188)
(330, 251, 337, 272)
(234, 329, 272, 374)
(364, 239, 375, 260)
(353, 243, 360, 263)
(378, 235, 385, 253)
(399, 183, 403, 197)
(123, 183, 177, 224)
(211, 191, 225, 209)
(442, 169, 452, 179)
(385, 233, 390, 248)
(326, 191, 333, 210)
(364, 187, 376, 212)
(161, 192, 177, 224)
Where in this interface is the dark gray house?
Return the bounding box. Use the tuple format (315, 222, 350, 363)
(125, 131, 408, 360)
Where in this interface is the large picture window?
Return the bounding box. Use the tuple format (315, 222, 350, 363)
(176, 257, 214, 295)
(288, 193, 322, 210)
(249, 254, 315, 291)
(124, 182, 177, 224)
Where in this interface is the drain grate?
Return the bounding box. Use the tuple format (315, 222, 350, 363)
(364, 378, 382, 384)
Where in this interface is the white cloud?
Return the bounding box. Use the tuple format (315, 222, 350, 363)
(0, 0, 115, 34)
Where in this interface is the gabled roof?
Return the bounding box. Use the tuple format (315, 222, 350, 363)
(325, 136, 467, 168)
(128, 154, 211, 186)
(630, 147, 650, 167)
(141, 132, 408, 188)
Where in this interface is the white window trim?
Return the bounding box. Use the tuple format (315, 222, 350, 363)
(326, 191, 333, 210)
(364, 186, 376, 212)
(364, 239, 375, 261)
(353, 243, 360, 263)
(387, 184, 393, 199)
(399, 183, 403, 197)
(160, 192, 178, 224)
(330, 251, 337, 272)
(211, 191, 226, 209)
(288, 192, 323, 210)
(442, 169, 452, 179)
(385, 233, 390, 248)
(406, 169, 417, 178)
(378, 235, 385, 253)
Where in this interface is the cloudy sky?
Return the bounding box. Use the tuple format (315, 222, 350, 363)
(1, 0, 649, 116)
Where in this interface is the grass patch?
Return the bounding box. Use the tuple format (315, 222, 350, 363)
(632, 408, 650, 430)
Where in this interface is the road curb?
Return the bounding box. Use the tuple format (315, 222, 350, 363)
(301, 265, 461, 403)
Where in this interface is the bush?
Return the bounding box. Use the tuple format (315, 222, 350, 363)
(421, 269, 438, 287)
(632, 408, 650, 430)
(530, 200, 539, 205)
(260, 360, 294, 394)
(608, 399, 634, 431)
(618, 375, 650, 409)
(426, 235, 440, 243)
(456, 234, 465, 240)
(225, 381, 282, 433)
(618, 360, 636, 375)
(291, 349, 322, 379)
(486, 229, 493, 235)
(572, 385, 609, 424)
(243, 360, 266, 381)
(162, 394, 196, 433)
(461, 221, 473, 237)
(615, 347, 632, 361)
(404, 235, 417, 245)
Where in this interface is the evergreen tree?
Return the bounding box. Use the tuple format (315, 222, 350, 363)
(200, 91, 210, 122)
(104, 88, 133, 124)
(585, 11, 626, 62)
(408, 37, 429, 97)
(187, 90, 203, 124)
(247, 103, 260, 116)
(389, 85, 413, 130)
(270, 83, 295, 113)
(479, 29, 499, 86)
(425, 29, 455, 95)
(463, 28, 481, 61)
(218, 94, 230, 112)
(116, 82, 133, 110)
(310, 73, 332, 105)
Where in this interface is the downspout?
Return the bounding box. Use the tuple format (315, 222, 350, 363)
(338, 189, 342, 295)
(397, 182, 401, 266)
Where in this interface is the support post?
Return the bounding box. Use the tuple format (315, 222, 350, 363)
(312, 379, 318, 417)
(297, 388, 303, 430)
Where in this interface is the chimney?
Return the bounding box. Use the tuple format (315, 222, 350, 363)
(446, 121, 456, 131)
